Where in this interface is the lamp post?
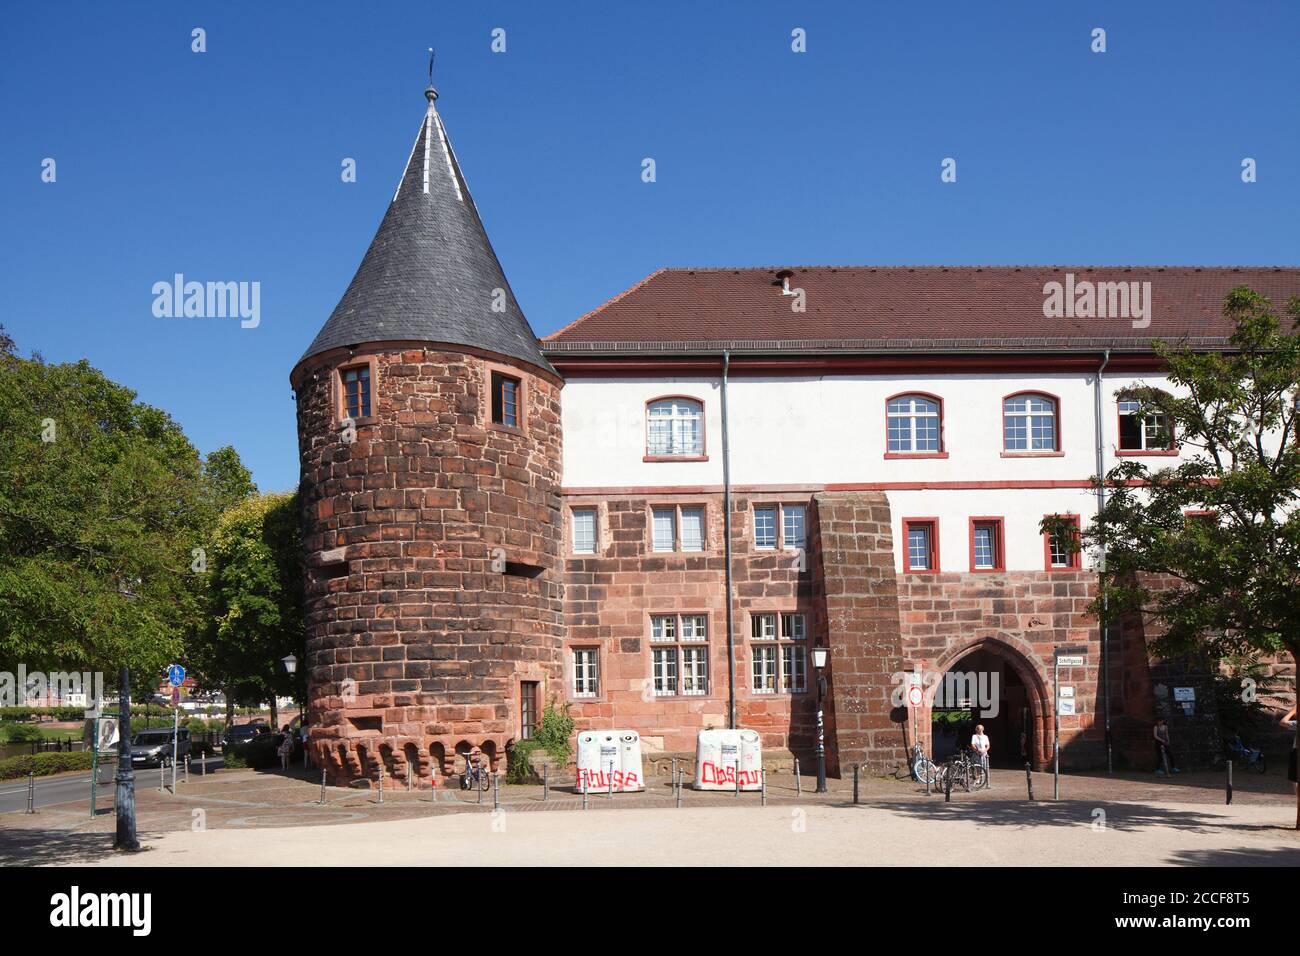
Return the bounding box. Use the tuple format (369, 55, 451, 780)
(282, 653, 304, 766)
(113, 666, 139, 851)
(812, 646, 829, 793)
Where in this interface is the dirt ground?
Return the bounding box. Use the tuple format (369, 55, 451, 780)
(3, 765, 1297, 867)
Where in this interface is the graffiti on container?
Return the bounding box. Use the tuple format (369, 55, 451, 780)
(699, 761, 761, 786)
(577, 768, 640, 790)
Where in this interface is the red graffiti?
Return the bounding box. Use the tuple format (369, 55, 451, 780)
(577, 768, 641, 791)
(699, 761, 761, 786)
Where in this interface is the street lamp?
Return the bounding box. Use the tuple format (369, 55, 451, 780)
(812, 646, 830, 793)
(281, 653, 298, 676)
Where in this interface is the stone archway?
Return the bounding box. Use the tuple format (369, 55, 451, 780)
(921, 634, 1053, 771)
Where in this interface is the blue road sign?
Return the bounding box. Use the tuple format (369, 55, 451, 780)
(167, 664, 186, 687)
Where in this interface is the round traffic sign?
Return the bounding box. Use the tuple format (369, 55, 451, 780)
(167, 664, 186, 687)
(907, 685, 923, 707)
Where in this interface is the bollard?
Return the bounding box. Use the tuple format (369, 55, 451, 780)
(407, 764, 413, 792)
(925, 762, 932, 796)
(378, 766, 384, 805)
(202, 753, 207, 777)
(795, 758, 802, 798)
(761, 769, 767, 807)
(944, 766, 952, 803)
(477, 770, 483, 805)
(735, 759, 741, 798)
(675, 768, 682, 808)
(608, 765, 614, 801)
(853, 764, 860, 805)
(160, 763, 166, 793)
(1226, 759, 1233, 806)
(493, 773, 500, 812)
(319, 768, 327, 805)
(185, 754, 190, 784)
(672, 757, 678, 796)
(543, 763, 549, 802)
(582, 773, 589, 810)
(1024, 762, 1034, 801)
(26, 772, 35, 814)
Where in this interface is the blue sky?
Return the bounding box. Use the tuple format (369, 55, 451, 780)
(2, 1, 1297, 491)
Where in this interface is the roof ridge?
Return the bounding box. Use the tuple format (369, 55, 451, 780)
(652, 264, 1300, 273)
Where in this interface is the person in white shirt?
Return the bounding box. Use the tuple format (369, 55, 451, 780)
(971, 724, 991, 787)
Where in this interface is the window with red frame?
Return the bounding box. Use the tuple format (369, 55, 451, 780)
(970, 518, 1005, 572)
(904, 519, 939, 572)
(341, 365, 371, 419)
(1044, 515, 1081, 570)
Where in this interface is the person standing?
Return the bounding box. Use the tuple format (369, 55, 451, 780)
(971, 723, 991, 787)
(1153, 717, 1180, 775)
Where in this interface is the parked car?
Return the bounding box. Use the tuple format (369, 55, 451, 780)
(221, 723, 270, 750)
(130, 729, 190, 769)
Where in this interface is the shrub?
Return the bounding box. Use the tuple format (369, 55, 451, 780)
(0, 723, 46, 744)
(0, 751, 96, 780)
(506, 698, 575, 784)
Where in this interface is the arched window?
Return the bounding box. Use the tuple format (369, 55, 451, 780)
(1003, 393, 1058, 452)
(886, 394, 943, 453)
(646, 397, 704, 458)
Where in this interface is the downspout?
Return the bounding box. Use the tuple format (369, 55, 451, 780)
(722, 351, 737, 730)
(1093, 349, 1112, 773)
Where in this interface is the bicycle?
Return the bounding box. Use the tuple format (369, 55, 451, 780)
(898, 743, 941, 787)
(460, 754, 492, 792)
(1226, 737, 1266, 774)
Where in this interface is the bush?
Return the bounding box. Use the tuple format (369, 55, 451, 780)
(506, 699, 575, 784)
(0, 751, 96, 780)
(186, 717, 208, 736)
(222, 750, 247, 769)
(0, 723, 46, 744)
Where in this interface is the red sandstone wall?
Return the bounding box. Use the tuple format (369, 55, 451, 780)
(294, 346, 564, 785)
(561, 492, 816, 756)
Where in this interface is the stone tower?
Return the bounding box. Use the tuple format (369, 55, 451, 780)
(290, 83, 564, 786)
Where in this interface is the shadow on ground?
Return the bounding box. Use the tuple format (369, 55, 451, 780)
(1164, 845, 1300, 866)
(0, 827, 125, 867)
(859, 797, 1280, 835)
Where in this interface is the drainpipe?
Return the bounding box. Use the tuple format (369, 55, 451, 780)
(721, 351, 737, 730)
(1093, 349, 1112, 773)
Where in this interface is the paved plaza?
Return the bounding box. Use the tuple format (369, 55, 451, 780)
(2, 765, 1298, 867)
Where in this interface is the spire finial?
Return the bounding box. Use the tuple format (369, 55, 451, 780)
(425, 47, 438, 104)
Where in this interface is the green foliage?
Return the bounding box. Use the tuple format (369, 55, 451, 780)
(1066, 287, 1300, 664)
(0, 751, 96, 779)
(0, 338, 261, 703)
(507, 698, 576, 783)
(190, 492, 305, 709)
(0, 722, 45, 743)
(221, 749, 247, 769)
(1213, 652, 1269, 734)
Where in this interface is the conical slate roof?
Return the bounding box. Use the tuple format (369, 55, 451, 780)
(300, 88, 553, 375)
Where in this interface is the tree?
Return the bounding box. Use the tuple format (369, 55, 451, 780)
(1059, 287, 1300, 825)
(197, 492, 305, 729)
(0, 341, 213, 695)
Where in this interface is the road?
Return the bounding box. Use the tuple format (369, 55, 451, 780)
(0, 757, 224, 814)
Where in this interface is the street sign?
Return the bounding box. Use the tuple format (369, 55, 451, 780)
(907, 685, 923, 707)
(171, 688, 181, 707)
(1056, 655, 1085, 667)
(1058, 698, 1076, 716)
(167, 664, 186, 687)
(1173, 687, 1196, 702)
(1059, 686, 1074, 698)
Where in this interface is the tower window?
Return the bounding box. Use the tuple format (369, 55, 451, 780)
(341, 365, 371, 418)
(491, 371, 521, 427)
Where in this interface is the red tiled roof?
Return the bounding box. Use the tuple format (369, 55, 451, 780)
(543, 266, 1300, 352)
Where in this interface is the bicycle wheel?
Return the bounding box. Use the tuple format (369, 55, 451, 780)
(970, 765, 988, 791)
(479, 771, 492, 792)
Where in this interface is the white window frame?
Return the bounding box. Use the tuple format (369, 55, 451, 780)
(571, 507, 597, 554)
(646, 398, 704, 457)
(572, 648, 599, 698)
(1004, 394, 1058, 451)
(887, 394, 941, 453)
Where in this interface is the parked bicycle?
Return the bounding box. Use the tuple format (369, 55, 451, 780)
(460, 751, 492, 791)
(937, 747, 988, 792)
(1226, 735, 1267, 774)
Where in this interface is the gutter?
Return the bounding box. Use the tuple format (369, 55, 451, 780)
(721, 351, 737, 730)
(1093, 349, 1113, 773)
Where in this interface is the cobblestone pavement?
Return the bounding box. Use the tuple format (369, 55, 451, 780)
(1, 764, 1295, 866)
